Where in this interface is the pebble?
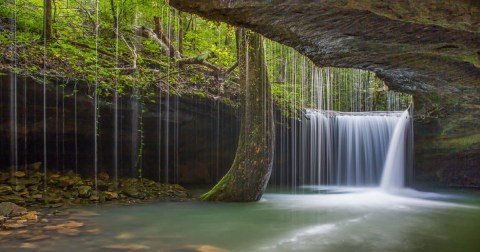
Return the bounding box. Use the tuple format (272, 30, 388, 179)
(86, 228, 100, 234)
(89, 195, 100, 201)
(103, 244, 150, 251)
(13, 184, 26, 192)
(44, 220, 84, 230)
(0, 172, 10, 181)
(22, 211, 38, 221)
(98, 172, 110, 181)
(28, 234, 50, 241)
(50, 174, 61, 179)
(57, 228, 80, 236)
(32, 194, 43, 199)
(20, 243, 38, 249)
(115, 232, 134, 240)
(184, 244, 228, 252)
(61, 221, 84, 228)
(49, 203, 64, 208)
(72, 210, 99, 217)
(0, 185, 13, 195)
(104, 191, 119, 200)
(14, 171, 26, 178)
(2, 223, 27, 229)
(15, 234, 33, 240)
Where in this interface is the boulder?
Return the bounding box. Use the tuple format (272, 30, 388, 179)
(0, 202, 27, 217)
(0, 185, 13, 195)
(0, 172, 10, 182)
(77, 186, 92, 198)
(0, 195, 26, 205)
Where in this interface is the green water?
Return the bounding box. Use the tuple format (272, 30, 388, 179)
(7, 187, 480, 251)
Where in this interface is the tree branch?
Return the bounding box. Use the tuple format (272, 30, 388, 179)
(130, 18, 239, 95)
(131, 25, 170, 56)
(178, 57, 221, 73)
(120, 34, 137, 70)
(154, 16, 182, 58)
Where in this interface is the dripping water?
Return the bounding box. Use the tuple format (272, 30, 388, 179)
(23, 68, 27, 170)
(62, 84, 65, 171)
(55, 81, 59, 170)
(10, 0, 18, 178)
(164, 7, 171, 185)
(93, 0, 99, 191)
(114, 0, 119, 190)
(42, 0, 48, 197)
(74, 81, 78, 174)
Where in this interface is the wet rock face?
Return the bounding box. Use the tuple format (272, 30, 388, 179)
(0, 74, 239, 185)
(171, 0, 480, 186)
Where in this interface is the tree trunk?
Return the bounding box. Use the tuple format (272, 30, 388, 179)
(153, 17, 181, 58)
(43, 0, 53, 41)
(201, 28, 274, 202)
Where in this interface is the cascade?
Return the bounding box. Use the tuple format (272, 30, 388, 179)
(304, 110, 404, 186)
(381, 109, 411, 190)
(265, 41, 412, 189)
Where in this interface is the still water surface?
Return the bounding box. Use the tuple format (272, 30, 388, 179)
(10, 187, 480, 252)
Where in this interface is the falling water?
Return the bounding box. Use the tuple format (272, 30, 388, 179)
(114, 1, 120, 190)
(304, 110, 401, 186)
(42, 0, 48, 196)
(93, 0, 100, 190)
(10, 0, 18, 176)
(23, 72, 27, 169)
(131, 93, 140, 176)
(265, 40, 412, 189)
(174, 9, 180, 184)
(74, 81, 78, 174)
(55, 81, 59, 170)
(380, 109, 411, 190)
(10, 69, 18, 174)
(164, 6, 171, 185)
(61, 84, 65, 171)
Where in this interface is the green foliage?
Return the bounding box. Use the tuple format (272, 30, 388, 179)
(143, 38, 162, 54)
(0, 0, 238, 101)
(0, 0, 410, 116)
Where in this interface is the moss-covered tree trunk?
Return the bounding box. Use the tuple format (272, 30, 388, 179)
(201, 28, 274, 201)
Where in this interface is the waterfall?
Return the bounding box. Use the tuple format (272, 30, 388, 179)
(304, 110, 402, 186)
(380, 110, 411, 190)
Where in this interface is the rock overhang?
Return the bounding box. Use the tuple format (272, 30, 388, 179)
(170, 0, 480, 186)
